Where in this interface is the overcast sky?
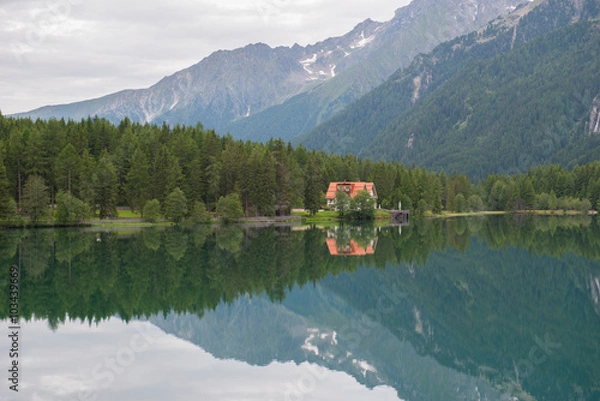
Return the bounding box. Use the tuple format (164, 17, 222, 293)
(0, 0, 410, 115)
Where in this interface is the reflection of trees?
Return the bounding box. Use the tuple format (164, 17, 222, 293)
(216, 226, 244, 254)
(142, 228, 161, 251)
(55, 230, 93, 266)
(327, 224, 378, 256)
(164, 229, 188, 261)
(21, 231, 52, 280)
(191, 225, 211, 249)
(4, 216, 600, 326)
(0, 231, 20, 261)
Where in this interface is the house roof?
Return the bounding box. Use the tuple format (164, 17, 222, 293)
(325, 181, 377, 200)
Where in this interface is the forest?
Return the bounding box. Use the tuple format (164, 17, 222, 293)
(0, 113, 599, 224)
(301, 7, 600, 179)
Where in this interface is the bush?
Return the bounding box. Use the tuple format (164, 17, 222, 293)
(143, 199, 161, 222)
(216, 193, 243, 223)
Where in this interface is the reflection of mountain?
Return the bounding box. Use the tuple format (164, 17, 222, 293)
(151, 234, 600, 401)
(150, 284, 506, 401)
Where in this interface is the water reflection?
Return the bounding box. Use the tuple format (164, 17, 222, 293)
(326, 225, 378, 256)
(0, 215, 599, 400)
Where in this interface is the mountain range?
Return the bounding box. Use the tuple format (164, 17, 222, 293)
(299, 0, 600, 178)
(13, 0, 524, 140)
(11, 0, 600, 178)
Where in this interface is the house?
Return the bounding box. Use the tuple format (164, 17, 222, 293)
(325, 181, 378, 208)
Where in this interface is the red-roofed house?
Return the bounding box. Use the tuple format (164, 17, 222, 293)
(325, 181, 378, 208)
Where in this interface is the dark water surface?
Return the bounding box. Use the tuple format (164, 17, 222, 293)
(1, 215, 599, 400)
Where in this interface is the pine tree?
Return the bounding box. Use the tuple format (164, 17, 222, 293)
(126, 148, 151, 213)
(54, 143, 80, 194)
(0, 161, 13, 219)
(23, 175, 49, 222)
(304, 156, 323, 216)
(93, 153, 118, 219)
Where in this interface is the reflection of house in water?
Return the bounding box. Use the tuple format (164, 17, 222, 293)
(326, 230, 378, 256)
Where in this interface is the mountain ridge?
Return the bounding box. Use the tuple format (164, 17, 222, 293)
(12, 0, 525, 139)
(299, 0, 600, 179)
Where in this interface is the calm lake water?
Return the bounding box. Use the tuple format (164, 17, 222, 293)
(1, 215, 599, 401)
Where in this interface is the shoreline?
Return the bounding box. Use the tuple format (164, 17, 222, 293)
(0, 209, 596, 230)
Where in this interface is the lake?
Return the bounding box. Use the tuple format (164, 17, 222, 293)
(1, 215, 599, 401)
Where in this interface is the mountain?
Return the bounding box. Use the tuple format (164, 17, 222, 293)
(299, 0, 600, 179)
(222, 0, 527, 142)
(12, 0, 525, 139)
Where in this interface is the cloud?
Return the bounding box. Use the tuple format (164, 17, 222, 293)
(0, 0, 406, 114)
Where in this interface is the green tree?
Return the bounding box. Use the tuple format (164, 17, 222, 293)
(548, 190, 558, 210)
(304, 156, 323, 216)
(351, 190, 376, 219)
(415, 198, 429, 218)
(468, 194, 485, 212)
(455, 194, 466, 213)
(0, 161, 13, 220)
(126, 148, 151, 213)
(536, 192, 550, 210)
(189, 200, 211, 223)
(151, 145, 183, 203)
(519, 178, 536, 210)
(143, 199, 161, 222)
(216, 193, 243, 223)
(55, 191, 89, 224)
(334, 191, 351, 216)
(165, 187, 188, 223)
(581, 198, 592, 214)
(54, 143, 80, 194)
(23, 175, 49, 222)
(205, 157, 222, 205)
(93, 154, 118, 219)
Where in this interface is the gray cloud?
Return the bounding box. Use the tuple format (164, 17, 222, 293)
(0, 0, 406, 115)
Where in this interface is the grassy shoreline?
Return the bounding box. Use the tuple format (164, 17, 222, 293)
(1, 208, 596, 230)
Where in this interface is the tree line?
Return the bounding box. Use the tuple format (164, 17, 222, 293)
(0, 113, 599, 223)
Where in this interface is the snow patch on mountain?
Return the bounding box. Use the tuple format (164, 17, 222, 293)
(351, 31, 376, 49)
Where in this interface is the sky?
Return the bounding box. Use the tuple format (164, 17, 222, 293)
(0, 0, 410, 115)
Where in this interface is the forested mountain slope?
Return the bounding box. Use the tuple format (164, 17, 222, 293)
(300, 0, 600, 179)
